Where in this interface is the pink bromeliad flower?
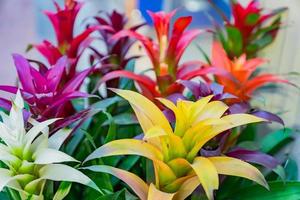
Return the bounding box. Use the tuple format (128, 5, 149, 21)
(87, 10, 145, 94)
(33, 0, 98, 80)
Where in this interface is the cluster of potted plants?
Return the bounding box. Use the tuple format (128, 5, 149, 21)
(0, 0, 299, 199)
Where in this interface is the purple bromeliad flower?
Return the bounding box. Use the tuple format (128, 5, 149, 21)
(0, 54, 92, 133)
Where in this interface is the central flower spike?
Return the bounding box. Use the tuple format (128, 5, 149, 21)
(85, 89, 268, 200)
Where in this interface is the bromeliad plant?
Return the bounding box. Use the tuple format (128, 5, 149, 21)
(95, 10, 214, 100)
(0, 54, 91, 131)
(0, 91, 100, 199)
(213, 0, 286, 59)
(84, 89, 269, 200)
(33, 0, 97, 80)
(210, 42, 290, 103)
(88, 10, 144, 93)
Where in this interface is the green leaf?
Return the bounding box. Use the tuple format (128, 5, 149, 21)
(226, 26, 243, 57)
(103, 111, 117, 144)
(196, 44, 211, 65)
(91, 97, 122, 110)
(82, 130, 97, 150)
(103, 113, 138, 126)
(65, 118, 92, 155)
(260, 128, 294, 154)
(96, 189, 137, 200)
(284, 158, 298, 181)
(53, 182, 72, 200)
(238, 124, 257, 143)
(223, 181, 300, 200)
(119, 60, 136, 90)
(245, 13, 259, 25)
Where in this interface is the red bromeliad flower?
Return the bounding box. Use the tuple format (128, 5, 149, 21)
(95, 10, 215, 101)
(88, 10, 144, 93)
(211, 42, 289, 103)
(34, 0, 97, 80)
(0, 54, 91, 131)
(214, 0, 286, 59)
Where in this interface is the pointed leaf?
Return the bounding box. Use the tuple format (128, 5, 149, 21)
(48, 129, 72, 150)
(208, 156, 268, 189)
(34, 148, 78, 164)
(111, 89, 172, 134)
(190, 157, 218, 200)
(83, 165, 148, 200)
(147, 183, 174, 200)
(84, 139, 163, 163)
(39, 164, 101, 193)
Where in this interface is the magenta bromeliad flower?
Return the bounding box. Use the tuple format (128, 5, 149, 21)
(33, 0, 97, 80)
(213, 0, 286, 58)
(95, 10, 217, 101)
(0, 54, 91, 132)
(88, 10, 145, 92)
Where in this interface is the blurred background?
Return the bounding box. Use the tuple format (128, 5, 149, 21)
(0, 0, 299, 165)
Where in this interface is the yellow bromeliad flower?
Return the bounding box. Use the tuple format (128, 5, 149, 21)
(84, 89, 268, 200)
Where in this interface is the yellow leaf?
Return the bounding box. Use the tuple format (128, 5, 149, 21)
(167, 158, 191, 177)
(144, 126, 168, 140)
(162, 175, 194, 193)
(221, 114, 266, 127)
(208, 156, 268, 189)
(194, 101, 228, 124)
(182, 118, 227, 150)
(84, 165, 148, 200)
(112, 89, 173, 134)
(173, 176, 200, 200)
(157, 98, 186, 136)
(189, 95, 213, 122)
(187, 114, 265, 160)
(147, 183, 175, 200)
(190, 157, 219, 200)
(154, 160, 177, 188)
(84, 139, 163, 163)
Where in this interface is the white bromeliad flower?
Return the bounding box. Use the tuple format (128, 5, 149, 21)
(0, 91, 99, 199)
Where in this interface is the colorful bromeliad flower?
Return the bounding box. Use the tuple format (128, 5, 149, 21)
(33, 0, 97, 80)
(213, 0, 286, 58)
(95, 10, 214, 101)
(0, 91, 100, 199)
(0, 54, 91, 131)
(87, 10, 145, 93)
(211, 42, 289, 103)
(84, 89, 269, 200)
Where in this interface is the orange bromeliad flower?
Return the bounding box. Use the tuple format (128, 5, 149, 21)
(211, 42, 289, 102)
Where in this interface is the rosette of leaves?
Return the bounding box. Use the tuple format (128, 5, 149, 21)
(0, 91, 100, 199)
